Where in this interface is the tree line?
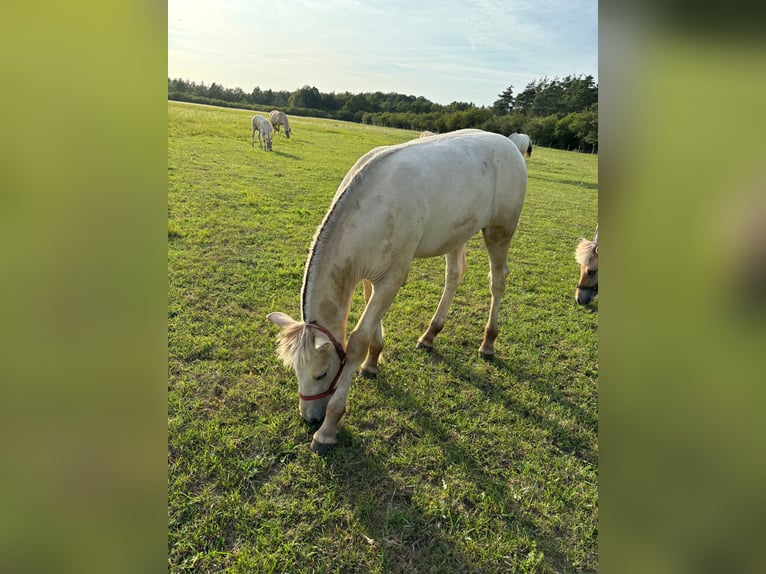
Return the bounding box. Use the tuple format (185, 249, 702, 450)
(168, 74, 597, 152)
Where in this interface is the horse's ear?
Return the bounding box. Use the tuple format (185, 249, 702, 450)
(267, 312, 297, 330)
(313, 331, 332, 353)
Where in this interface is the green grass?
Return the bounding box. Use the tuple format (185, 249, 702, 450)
(168, 101, 598, 573)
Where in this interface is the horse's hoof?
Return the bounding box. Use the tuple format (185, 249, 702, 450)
(360, 368, 377, 379)
(310, 440, 334, 456)
(479, 351, 495, 362)
(416, 341, 434, 352)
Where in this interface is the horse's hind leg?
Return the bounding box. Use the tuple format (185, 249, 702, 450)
(480, 227, 513, 358)
(360, 279, 384, 378)
(417, 244, 467, 350)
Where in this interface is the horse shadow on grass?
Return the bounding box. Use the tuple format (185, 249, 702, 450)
(364, 342, 598, 567)
(320, 345, 597, 572)
(271, 150, 301, 160)
(426, 347, 597, 466)
(530, 174, 598, 191)
(323, 391, 564, 573)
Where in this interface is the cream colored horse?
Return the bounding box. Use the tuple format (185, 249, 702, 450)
(268, 129, 527, 454)
(251, 115, 272, 151)
(575, 225, 598, 304)
(269, 110, 291, 138)
(508, 132, 532, 158)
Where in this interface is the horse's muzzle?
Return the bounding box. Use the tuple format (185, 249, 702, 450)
(576, 285, 597, 305)
(303, 414, 325, 426)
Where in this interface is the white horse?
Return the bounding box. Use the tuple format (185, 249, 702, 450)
(269, 110, 291, 138)
(251, 115, 272, 151)
(267, 129, 528, 454)
(575, 225, 598, 304)
(508, 132, 532, 158)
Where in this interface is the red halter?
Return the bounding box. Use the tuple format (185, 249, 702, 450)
(298, 322, 346, 401)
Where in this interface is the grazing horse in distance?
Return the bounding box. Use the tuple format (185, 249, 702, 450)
(267, 129, 528, 454)
(419, 130, 435, 138)
(508, 132, 532, 158)
(269, 110, 291, 138)
(251, 115, 273, 151)
(575, 225, 598, 304)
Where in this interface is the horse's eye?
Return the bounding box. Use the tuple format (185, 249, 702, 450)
(587, 269, 597, 276)
(314, 371, 327, 381)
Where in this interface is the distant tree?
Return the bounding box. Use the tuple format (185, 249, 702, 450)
(492, 85, 514, 115)
(555, 113, 579, 149)
(192, 81, 208, 97)
(513, 80, 538, 115)
(208, 82, 224, 100)
(526, 115, 558, 147)
(289, 85, 322, 109)
(320, 91, 344, 111)
(249, 86, 263, 104)
(568, 103, 598, 151)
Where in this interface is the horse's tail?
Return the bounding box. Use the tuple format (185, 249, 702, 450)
(527, 142, 532, 158)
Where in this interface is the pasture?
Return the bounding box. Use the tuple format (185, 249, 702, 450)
(168, 101, 598, 572)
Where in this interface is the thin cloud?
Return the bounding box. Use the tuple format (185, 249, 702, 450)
(168, 0, 597, 106)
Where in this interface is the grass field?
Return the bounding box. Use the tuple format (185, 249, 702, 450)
(168, 101, 598, 573)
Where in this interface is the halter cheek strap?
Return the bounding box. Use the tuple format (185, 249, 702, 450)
(576, 283, 598, 293)
(298, 322, 346, 401)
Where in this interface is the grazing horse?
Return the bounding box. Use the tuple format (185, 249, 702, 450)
(508, 132, 532, 158)
(269, 110, 291, 138)
(575, 225, 598, 304)
(267, 129, 528, 454)
(251, 115, 273, 151)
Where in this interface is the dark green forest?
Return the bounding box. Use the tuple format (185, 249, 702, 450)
(168, 74, 597, 152)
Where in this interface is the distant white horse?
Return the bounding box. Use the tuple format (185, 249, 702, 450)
(269, 110, 291, 138)
(251, 115, 272, 151)
(268, 129, 528, 454)
(508, 132, 532, 158)
(419, 130, 435, 138)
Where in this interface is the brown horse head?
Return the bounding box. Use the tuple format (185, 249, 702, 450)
(575, 226, 598, 304)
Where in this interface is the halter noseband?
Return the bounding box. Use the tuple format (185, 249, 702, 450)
(298, 321, 346, 401)
(576, 283, 598, 294)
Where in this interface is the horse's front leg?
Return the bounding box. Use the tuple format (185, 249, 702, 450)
(310, 274, 406, 454)
(309, 329, 368, 454)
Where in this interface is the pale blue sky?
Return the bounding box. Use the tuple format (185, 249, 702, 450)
(168, 0, 597, 107)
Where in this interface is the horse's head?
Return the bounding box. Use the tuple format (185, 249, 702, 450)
(267, 312, 344, 424)
(575, 233, 598, 305)
(285, 126, 291, 139)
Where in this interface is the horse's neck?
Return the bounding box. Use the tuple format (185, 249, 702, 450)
(301, 248, 357, 343)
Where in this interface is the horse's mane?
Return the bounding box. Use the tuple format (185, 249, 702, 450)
(274, 322, 325, 369)
(301, 144, 403, 319)
(575, 238, 598, 265)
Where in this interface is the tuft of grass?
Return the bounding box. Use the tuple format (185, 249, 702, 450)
(168, 101, 598, 573)
(168, 220, 182, 238)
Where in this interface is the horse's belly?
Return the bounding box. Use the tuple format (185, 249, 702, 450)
(414, 214, 484, 258)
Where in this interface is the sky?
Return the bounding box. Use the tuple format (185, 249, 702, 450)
(168, 0, 597, 107)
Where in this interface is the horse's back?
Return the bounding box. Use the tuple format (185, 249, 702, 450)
(341, 130, 527, 258)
